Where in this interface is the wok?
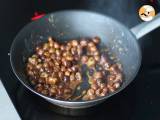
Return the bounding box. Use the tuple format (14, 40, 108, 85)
(10, 10, 160, 108)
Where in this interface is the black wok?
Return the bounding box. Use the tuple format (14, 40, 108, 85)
(10, 10, 160, 108)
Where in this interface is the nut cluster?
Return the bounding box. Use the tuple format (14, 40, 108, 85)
(26, 36, 123, 101)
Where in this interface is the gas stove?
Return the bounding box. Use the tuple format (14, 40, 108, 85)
(0, 0, 160, 120)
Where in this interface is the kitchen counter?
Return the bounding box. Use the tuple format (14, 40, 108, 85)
(0, 80, 20, 120)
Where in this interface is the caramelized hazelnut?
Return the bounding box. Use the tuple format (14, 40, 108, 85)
(81, 56, 88, 64)
(80, 39, 87, 47)
(75, 72, 82, 81)
(47, 77, 58, 85)
(92, 36, 100, 44)
(54, 42, 60, 49)
(71, 40, 78, 47)
(88, 42, 95, 47)
(94, 72, 103, 79)
(87, 57, 96, 67)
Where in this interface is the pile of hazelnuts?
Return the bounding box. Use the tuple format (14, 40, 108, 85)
(26, 36, 123, 101)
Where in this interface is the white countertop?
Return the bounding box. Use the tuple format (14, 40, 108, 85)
(0, 80, 21, 120)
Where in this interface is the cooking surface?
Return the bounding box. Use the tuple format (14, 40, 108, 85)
(0, 0, 160, 120)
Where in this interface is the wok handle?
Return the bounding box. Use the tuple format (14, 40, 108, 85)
(131, 13, 160, 39)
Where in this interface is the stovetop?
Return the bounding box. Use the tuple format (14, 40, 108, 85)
(0, 0, 160, 120)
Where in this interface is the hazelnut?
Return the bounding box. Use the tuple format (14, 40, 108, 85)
(80, 39, 87, 47)
(92, 36, 100, 44)
(71, 40, 78, 47)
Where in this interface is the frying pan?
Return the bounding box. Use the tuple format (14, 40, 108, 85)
(10, 10, 160, 109)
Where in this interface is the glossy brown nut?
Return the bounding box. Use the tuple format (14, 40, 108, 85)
(64, 88, 72, 94)
(77, 46, 82, 56)
(81, 55, 88, 64)
(71, 47, 77, 55)
(49, 87, 57, 94)
(58, 72, 64, 79)
(38, 58, 42, 63)
(48, 37, 54, 47)
(88, 41, 95, 47)
(44, 84, 49, 89)
(35, 84, 43, 92)
(39, 68, 44, 72)
(43, 43, 49, 50)
(100, 92, 106, 97)
(89, 46, 97, 52)
(67, 67, 73, 73)
(94, 72, 103, 79)
(54, 42, 60, 49)
(80, 39, 87, 47)
(44, 52, 50, 57)
(71, 40, 78, 47)
(65, 71, 70, 76)
(61, 66, 66, 72)
(102, 87, 108, 93)
(27, 70, 34, 76)
(109, 64, 121, 73)
(62, 60, 68, 67)
(47, 77, 58, 85)
(48, 36, 53, 42)
(74, 55, 79, 61)
(70, 73, 75, 81)
(114, 73, 122, 83)
(94, 55, 100, 61)
(36, 64, 42, 70)
(32, 54, 38, 58)
(27, 63, 33, 70)
(113, 82, 120, 89)
(51, 54, 56, 60)
(87, 57, 96, 67)
(53, 65, 60, 72)
(91, 83, 98, 90)
(107, 74, 116, 81)
(31, 80, 36, 85)
(65, 45, 71, 51)
(82, 95, 89, 101)
(92, 36, 100, 44)
(43, 62, 48, 68)
(56, 56, 61, 61)
(57, 89, 63, 96)
(55, 49, 61, 56)
(60, 45, 65, 51)
(66, 55, 73, 61)
(90, 95, 96, 100)
(96, 79, 103, 86)
(107, 84, 115, 92)
(44, 58, 51, 62)
(71, 65, 79, 72)
(41, 89, 49, 95)
(63, 60, 71, 67)
(75, 72, 82, 81)
(40, 72, 48, 78)
(48, 61, 54, 67)
(37, 49, 43, 56)
(67, 42, 72, 47)
(28, 57, 37, 65)
(100, 83, 105, 89)
(45, 67, 53, 73)
(95, 89, 101, 96)
(103, 62, 110, 70)
(62, 52, 67, 57)
(87, 89, 95, 96)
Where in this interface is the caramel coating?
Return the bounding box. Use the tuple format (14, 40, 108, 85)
(26, 36, 123, 101)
